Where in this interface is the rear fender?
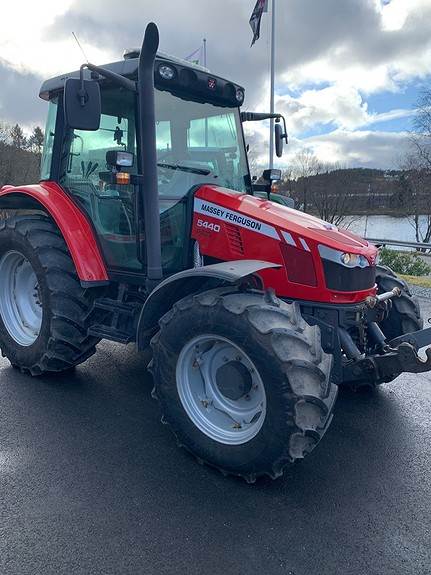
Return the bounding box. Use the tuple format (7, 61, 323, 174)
(136, 260, 280, 349)
(0, 182, 109, 286)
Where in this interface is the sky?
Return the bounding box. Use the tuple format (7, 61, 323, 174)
(0, 0, 430, 170)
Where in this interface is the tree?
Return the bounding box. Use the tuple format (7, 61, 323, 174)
(9, 123, 27, 150)
(401, 88, 431, 249)
(28, 126, 44, 155)
(308, 165, 352, 227)
(292, 149, 321, 212)
(411, 90, 431, 169)
(399, 153, 431, 248)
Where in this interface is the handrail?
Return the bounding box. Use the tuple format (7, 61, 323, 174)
(366, 238, 431, 250)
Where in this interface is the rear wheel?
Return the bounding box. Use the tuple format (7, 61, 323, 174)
(0, 215, 101, 375)
(150, 288, 337, 482)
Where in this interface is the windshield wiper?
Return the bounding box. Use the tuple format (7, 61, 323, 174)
(157, 162, 212, 176)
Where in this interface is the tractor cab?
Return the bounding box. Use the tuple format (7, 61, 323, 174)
(39, 52, 252, 279)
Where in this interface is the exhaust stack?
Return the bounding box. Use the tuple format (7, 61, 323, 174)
(138, 22, 162, 284)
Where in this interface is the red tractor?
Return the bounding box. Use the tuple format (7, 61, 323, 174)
(0, 24, 428, 481)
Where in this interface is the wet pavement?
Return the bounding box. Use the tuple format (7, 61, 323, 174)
(0, 299, 430, 575)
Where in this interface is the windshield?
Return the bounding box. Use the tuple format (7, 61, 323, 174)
(155, 89, 250, 197)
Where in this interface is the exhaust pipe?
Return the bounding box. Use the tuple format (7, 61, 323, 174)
(138, 23, 162, 285)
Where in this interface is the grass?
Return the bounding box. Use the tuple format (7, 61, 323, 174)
(399, 274, 431, 288)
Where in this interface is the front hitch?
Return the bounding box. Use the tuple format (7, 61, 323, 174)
(343, 327, 431, 386)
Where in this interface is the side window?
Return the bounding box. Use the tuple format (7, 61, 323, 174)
(40, 99, 58, 180)
(61, 88, 140, 271)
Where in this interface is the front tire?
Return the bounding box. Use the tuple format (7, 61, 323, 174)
(0, 215, 101, 375)
(150, 288, 337, 482)
(376, 264, 423, 340)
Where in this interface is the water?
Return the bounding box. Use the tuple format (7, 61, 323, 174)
(345, 215, 429, 247)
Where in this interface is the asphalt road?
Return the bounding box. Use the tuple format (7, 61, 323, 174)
(1, 300, 431, 575)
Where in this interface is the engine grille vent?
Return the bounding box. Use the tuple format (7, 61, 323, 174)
(225, 224, 244, 256)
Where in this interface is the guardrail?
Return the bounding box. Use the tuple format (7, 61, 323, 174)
(365, 238, 431, 250)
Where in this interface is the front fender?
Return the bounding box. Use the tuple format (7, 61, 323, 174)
(0, 182, 108, 285)
(136, 259, 280, 349)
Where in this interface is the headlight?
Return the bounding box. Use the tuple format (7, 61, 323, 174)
(235, 88, 244, 103)
(318, 244, 375, 292)
(319, 245, 369, 268)
(159, 64, 175, 80)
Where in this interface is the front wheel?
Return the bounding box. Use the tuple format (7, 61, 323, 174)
(376, 264, 423, 340)
(150, 288, 337, 482)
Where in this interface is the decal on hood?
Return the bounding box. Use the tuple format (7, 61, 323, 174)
(194, 198, 279, 239)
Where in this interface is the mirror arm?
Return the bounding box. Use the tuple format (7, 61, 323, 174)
(78, 65, 87, 107)
(275, 116, 288, 143)
(80, 63, 137, 94)
(241, 112, 281, 122)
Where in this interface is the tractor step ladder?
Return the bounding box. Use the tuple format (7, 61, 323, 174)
(87, 296, 141, 344)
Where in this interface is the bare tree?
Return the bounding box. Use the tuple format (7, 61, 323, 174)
(292, 149, 321, 212)
(401, 88, 431, 249)
(309, 164, 353, 227)
(399, 153, 431, 248)
(411, 90, 431, 169)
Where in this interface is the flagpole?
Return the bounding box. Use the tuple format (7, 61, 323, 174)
(269, 0, 276, 169)
(203, 38, 209, 147)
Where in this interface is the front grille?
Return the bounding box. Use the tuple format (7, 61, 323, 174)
(280, 243, 317, 287)
(322, 260, 376, 291)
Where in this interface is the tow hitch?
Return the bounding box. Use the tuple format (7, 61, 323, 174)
(340, 286, 431, 386)
(343, 327, 431, 386)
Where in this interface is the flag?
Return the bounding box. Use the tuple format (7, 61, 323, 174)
(185, 46, 202, 65)
(249, 0, 268, 46)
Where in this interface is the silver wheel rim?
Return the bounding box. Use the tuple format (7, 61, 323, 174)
(176, 335, 267, 445)
(0, 250, 42, 346)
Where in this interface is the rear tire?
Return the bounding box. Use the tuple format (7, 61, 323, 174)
(376, 264, 423, 340)
(150, 287, 337, 482)
(0, 215, 101, 375)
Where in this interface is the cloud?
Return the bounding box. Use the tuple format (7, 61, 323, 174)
(296, 129, 410, 169)
(0, 0, 430, 167)
(0, 60, 46, 128)
(245, 125, 410, 171)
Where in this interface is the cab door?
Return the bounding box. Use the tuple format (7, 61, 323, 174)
(61, 87, 142, 273)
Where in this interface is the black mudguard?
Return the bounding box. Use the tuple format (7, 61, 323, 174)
(136, 260, 280, 350)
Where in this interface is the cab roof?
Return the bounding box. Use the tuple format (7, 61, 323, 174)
(39, 53, 245, 108)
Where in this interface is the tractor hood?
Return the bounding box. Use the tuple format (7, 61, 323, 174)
(194, 185, 377, 261)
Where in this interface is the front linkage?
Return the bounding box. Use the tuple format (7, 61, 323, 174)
(343, 326, 431, 386)
(298, 286, 431, 388)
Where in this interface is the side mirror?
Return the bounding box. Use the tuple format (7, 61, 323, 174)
(64, 78, 101, 131)
(262, 168, 281, 182)
(106, 150, 134, 169)
(275, 122, 284, 157)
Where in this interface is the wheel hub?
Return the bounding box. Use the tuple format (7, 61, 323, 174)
(0, 250, 42, 346)
(176, 335, 267, 445)
(216, 361, 253, 401)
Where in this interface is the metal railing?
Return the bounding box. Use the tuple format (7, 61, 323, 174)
(366, 238, 431, 250)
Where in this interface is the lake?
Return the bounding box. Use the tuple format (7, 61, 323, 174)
(345, 215, 429, 247)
